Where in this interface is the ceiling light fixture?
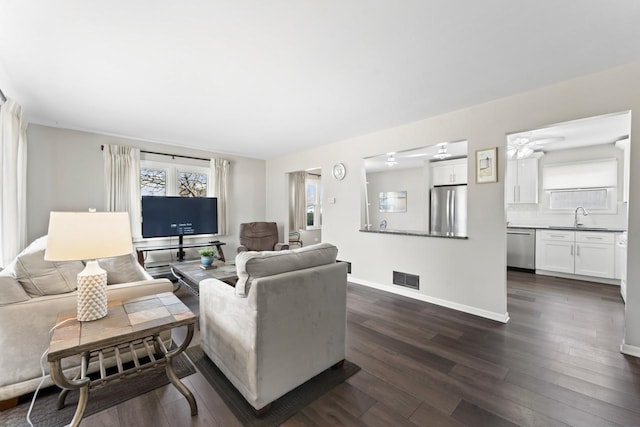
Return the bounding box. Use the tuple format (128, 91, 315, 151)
(385, 152, 398, 166)
(433, 143, 451, 160)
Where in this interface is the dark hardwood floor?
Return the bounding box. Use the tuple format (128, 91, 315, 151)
(82, 271, 640, 426)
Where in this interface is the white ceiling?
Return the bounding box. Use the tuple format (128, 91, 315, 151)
(507, 111, 631, 153)
(365, 140, 468, 173)
(1, 1, 640, 159)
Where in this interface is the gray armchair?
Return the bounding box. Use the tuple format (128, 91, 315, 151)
(199, 243, 347, 413)
(237, 222, 289, 253)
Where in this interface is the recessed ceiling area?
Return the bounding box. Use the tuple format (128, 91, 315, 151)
(1, 2, 640, 159)
(364, 141, 468, 173)
(507, 111, 631, 158)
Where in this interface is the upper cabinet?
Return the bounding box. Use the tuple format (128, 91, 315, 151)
(431, 158, 467, 186)
(506, 156, 540, 204)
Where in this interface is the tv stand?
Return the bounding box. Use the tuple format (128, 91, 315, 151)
(177, 235, 186, 262)
(136, 240, 227, 268)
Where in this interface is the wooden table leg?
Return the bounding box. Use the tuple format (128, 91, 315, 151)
(156, 325, 198, 416)
(69, 386, 89, 427)
(49, 357, 91, 427)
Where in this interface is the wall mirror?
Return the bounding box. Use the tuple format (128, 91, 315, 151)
(361, 141, 468, 236)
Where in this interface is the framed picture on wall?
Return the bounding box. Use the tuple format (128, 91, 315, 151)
(379, 191, 407, 212)
(476, 147, 498, 183)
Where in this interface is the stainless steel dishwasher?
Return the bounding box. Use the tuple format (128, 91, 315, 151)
(507, 228, 536, 270)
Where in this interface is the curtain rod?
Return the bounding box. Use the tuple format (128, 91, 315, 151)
(101, 145, 210, 162)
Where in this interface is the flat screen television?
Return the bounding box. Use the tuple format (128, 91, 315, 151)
(141, 196, 218, 238)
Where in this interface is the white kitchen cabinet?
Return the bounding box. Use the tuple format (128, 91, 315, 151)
(431, 158, 467, 186)
(535, 229, 616, 279)
(574, 231, 615, 278)
(536, 230, 575, 273)
(506, 156, 539, 204)
(574, 242, 615, 278)
(614, 232, 627, 280)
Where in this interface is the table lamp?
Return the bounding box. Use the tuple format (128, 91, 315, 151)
(45, 211, 133, 322)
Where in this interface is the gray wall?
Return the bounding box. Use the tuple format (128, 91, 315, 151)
(367, 167, 427, 231)
(27, 125, 267, 256)
(266, 60, 640, 357)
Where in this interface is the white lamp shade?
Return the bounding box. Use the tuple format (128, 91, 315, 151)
(45, 211, 133, 261)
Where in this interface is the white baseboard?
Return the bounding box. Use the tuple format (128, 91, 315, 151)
(348, 276, 510, 323)
(620, 342, 640, 358)
(535, 269, 620, 286)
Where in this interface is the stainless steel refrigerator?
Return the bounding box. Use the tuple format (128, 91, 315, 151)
(430, 185, 467, 237)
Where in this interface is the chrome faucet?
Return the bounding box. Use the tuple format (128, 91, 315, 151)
(574, 206, 588, 227)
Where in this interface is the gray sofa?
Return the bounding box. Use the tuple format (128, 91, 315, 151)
(0, 236, 172, 401)
(199, 243, 347, 412)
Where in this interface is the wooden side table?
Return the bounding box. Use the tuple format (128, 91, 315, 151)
(171, 260, 238, 295)
(48, 293, 198, 427)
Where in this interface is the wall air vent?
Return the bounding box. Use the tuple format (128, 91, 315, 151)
(392, 271, 419, 289)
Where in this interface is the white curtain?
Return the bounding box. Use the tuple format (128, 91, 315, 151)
(0, 98, 28, 267)
(291, 171, 307, 231)
(209, 158, 230, 235)
(103, 145, 141, 238)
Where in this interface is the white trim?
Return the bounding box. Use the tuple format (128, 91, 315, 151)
(306, 174, 322, 229)
(535, 269, 620, 286)
(620, 342, 640, 359)
(349, 276, 510, 323)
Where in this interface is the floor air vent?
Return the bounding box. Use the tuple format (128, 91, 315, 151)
(393, 271, 419, 289)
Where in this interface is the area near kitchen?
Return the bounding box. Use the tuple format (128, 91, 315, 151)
(506, 111, 631, 302)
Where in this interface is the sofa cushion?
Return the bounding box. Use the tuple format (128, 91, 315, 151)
(97, 253, 148, 285)
(235, 243, 338, 296)
(0, 273, 30, 305)
(13, 236, 84, 296)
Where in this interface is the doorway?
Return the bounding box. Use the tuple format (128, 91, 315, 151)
(505, 111, 632, 340)
(287, 168, 322, 248)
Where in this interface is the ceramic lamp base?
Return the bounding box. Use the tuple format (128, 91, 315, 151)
(77, 260, 108, 322)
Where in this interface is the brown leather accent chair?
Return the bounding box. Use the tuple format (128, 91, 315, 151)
(237, 222, 289, 253)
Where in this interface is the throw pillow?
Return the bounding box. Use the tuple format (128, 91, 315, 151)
(97, 254, 147, 285)
(13, 236, 84, 296)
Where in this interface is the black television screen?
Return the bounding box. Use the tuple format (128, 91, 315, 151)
(142, 196, 218, 238)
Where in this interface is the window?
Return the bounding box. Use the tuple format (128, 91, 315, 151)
(548, 188, 613, 211)
(306, 175, 322, 229)
(136, 156, 216, 241)
(178, 171, 207, 197)
(140, 168, 167, 196)
(140, 160, 209, 198)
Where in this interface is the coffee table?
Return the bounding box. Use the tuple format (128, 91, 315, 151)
(48, 293, 198, 427)
(171, 259, 238, 295)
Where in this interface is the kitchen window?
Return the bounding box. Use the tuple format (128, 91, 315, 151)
(548, 188, 610, 210)
(542, 158, 618, 213)
(546, 187, 617, 213)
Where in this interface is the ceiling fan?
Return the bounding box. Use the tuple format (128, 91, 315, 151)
(507, 133, 565, 159)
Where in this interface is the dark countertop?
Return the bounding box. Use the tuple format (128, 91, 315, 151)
(507, 225, 626, 233)
(359, 229, 468, 239)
